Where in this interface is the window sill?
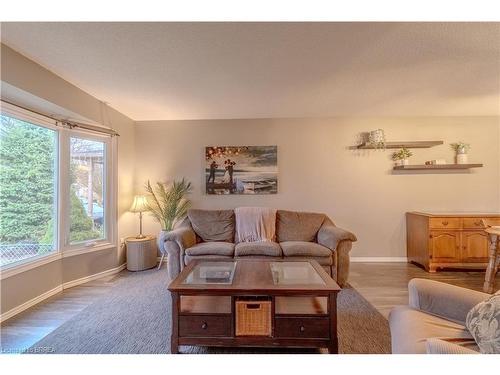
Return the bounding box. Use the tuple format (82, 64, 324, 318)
(62, 242, 117, 258)
(0, 243, 118, 280)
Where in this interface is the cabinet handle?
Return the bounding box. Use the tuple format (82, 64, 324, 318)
(299, 326, 305, 332)
(442, 221, 449, 226)
(201, 322, 208, 330)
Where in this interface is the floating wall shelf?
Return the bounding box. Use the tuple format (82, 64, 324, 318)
(354, 141, 443, 149)
(393, 164, 483, 171)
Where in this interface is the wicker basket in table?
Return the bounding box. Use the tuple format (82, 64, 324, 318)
(235, 300, 272, 336)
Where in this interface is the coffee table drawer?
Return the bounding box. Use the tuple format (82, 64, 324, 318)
(179, 315, 231, 337)
(275, 317, 329, 339)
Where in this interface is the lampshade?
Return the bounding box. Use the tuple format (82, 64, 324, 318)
(129, 195, 149, 213)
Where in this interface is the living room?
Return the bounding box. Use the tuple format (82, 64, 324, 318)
(1, 1, 499, 373)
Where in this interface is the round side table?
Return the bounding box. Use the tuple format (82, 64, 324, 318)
(125, 235, 157, 271)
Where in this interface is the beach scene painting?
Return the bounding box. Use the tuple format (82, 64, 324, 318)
(205, 146, 278, 195)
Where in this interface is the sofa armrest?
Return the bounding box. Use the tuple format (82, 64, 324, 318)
(317, 224, 357, 251)
(158, 227, 196, 279)
(158, 227, 196, 255)
(317, 224, 357, 287)
(408, 279, 489, 325)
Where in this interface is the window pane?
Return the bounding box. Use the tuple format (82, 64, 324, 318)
(0, 114, 57, 266)
(69, 137, 105, 244)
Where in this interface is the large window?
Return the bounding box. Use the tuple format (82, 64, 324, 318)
(69, 137, 106, 244)
(0, 104, 114, 268)
(0, 114, 57, 266)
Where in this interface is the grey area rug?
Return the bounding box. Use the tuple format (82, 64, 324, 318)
(30, 268, 391, 354)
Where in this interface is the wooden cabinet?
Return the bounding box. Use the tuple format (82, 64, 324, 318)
(461, 231, 489, 262)
(429, 231, 461, 263)
(407, 212, 500, 272)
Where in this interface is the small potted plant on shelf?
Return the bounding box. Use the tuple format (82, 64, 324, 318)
(391, 148, 413, 166)
(450, 142, 470, 164)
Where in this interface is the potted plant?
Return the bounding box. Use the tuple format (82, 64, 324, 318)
(144, 178, 192, 257)
(391, 148, 413, 166)
(450, 142, 470, 164)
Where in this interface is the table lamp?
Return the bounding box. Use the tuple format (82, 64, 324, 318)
(130, 195, 148, 239)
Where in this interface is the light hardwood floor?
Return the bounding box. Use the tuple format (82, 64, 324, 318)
(1, 262, 498, 352)
(1, 273, 123, 353)
(349, 262, 499, 318)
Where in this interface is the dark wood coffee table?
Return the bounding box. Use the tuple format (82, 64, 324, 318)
(168, 259, 341, 353)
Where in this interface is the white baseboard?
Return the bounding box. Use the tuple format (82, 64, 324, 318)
(351, 257, 408, 263)
(1, 263, 126, 323)
(62, 263, 126, 289)
(0, 285, 63, 323)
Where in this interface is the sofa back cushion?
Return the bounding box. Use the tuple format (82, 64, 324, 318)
(276, 210, 326, 242)
(188, 209, 235, 242)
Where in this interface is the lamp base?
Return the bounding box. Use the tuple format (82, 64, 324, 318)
(135, 234, 146, 239)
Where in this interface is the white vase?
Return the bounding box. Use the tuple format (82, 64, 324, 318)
(368, 129, 386, 148)
(456, 153, 468, 164)
(402, 159, 410, 166)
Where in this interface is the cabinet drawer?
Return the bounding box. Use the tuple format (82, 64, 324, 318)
(179, 315, 231, 337)
(429, 218, 461, 229)
(275, 317, 329, 339)
(463, 218, 500, 229)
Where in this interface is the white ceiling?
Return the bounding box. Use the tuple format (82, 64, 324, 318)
(1, 22, 499, 121)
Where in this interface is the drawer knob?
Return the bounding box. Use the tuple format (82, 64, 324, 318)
(442, 221, 449, 226)
(299, 326, 305, 332)
(201, 322, 208, 330)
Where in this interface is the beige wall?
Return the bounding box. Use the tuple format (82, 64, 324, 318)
(134, 117, 500, 258)
(1, 261, 62, 314)
(0, 44, 135, 316)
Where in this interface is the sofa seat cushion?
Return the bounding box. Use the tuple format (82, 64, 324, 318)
(184, 242, 235, 257)
(389, 306, 477, 354)
(188, 209, 235, 242)
(280, 241, 332, 257)
(276, 210, 326, 242)
(235, 241, 282, 257)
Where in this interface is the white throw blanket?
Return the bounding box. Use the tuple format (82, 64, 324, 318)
(235, 207, 277, 243)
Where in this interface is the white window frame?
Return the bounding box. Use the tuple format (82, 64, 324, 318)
(61, 129, 116, 253)
(0, 102, 117, 273)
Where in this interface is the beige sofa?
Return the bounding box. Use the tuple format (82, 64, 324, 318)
(389, 278, 490, 354)
(158, 209, 356, 286)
